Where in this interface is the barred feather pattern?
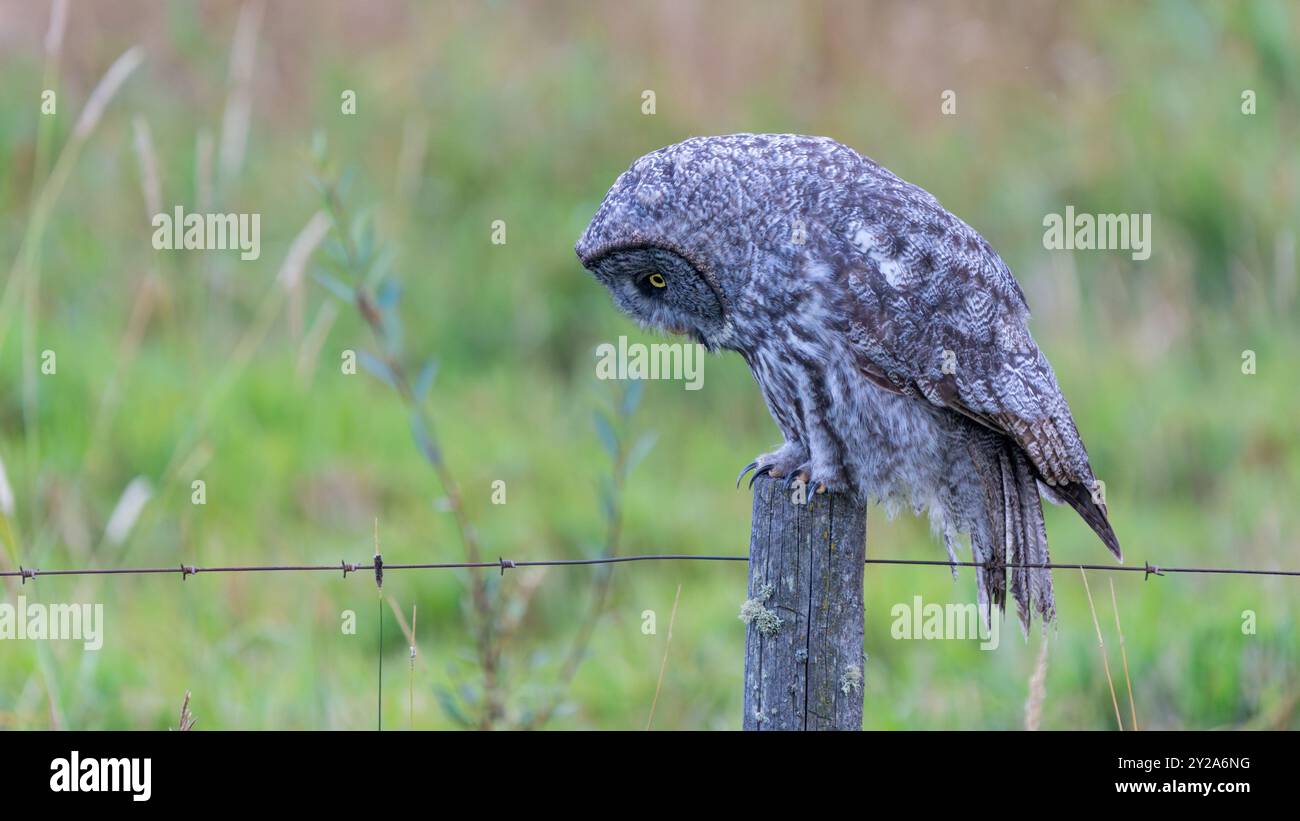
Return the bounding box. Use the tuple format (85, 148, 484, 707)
(577, 134, 1121, 628)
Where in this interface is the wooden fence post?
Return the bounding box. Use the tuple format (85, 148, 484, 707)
(742, 474, 868, 730)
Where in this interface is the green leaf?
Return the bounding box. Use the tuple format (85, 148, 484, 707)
(311, 269, 354, 302)
(309, 130, 328, 166)
(598, 476, 617, 523)
(626, 432, 658, 473)
(306, 173, 329, 199)
(433, 686, 472, 728)
(414, 359, 439, 400)
(409, 410, 441, 466)
(322, 236, 352, 271)
(337, 166, 356, 199)
(381, 305, 403, 357)
(592, 410, 618, 458)
(384, 323, 403, 359)
(351, 209, 375, 267)
(376, 278, 401, 310)
(621, 380, 644, 417)
(357, 350, 396, 389)
(365, 245, 396, 288)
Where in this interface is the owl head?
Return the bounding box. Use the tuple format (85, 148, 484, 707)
(577, 133, 861, 352)
(577, 242, 727, 349)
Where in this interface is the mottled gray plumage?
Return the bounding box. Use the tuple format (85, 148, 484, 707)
(577, 133, 1121, 629)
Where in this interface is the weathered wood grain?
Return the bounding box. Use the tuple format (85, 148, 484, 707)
(742, 474, 867, 730)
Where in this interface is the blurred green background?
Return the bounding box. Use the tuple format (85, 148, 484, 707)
(0, 0, 1297, 730)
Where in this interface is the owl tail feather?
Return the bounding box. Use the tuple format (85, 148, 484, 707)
(1050, 477, 1123, 561)
(971, 438, 1056, 633)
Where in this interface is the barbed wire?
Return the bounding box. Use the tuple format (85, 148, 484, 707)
(1, 553, 1297, 583)
(5, 548, 1293, 731)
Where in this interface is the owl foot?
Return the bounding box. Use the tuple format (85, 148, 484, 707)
(736, 444, 811, 490)
(775, 463, 837, 496)
(735, 461, 762, 488)
(736, 462, 779, 490)
(781, 467, 828, 494)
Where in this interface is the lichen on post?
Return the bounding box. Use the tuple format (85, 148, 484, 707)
(742, 474, 868, 730)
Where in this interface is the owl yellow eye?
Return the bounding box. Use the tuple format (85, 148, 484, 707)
(647, 272, 667, 288)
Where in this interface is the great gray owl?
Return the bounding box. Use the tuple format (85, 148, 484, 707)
(576, 133, 1121, 629)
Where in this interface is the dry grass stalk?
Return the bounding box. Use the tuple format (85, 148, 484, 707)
(175, 690, 196, 731)
(131, 118, 162, 217)
(277, 210, 331, 342)
(1109, 578, 1139, 731)
(645, 583, 683, 731)
(383, 595, 420, 730)
(44, 0, 68, 57)
(196, 130, 215, 213)
(1024, 633, 1049, 730)
(218, 0, 263, 187)
(74, 47, 145, 140)
(295, 302, 339, 387)
(1080, 568, 1124, 730)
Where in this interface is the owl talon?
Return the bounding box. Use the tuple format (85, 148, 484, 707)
(783, 468, 811, 492)
(735, 461, 759, 489)
(743, 442, 810, 491)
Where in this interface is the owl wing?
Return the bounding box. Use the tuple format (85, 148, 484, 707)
(835, 179, 1121, 559)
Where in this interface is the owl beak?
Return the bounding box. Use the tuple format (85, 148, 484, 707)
(664, 324, 702, 344)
